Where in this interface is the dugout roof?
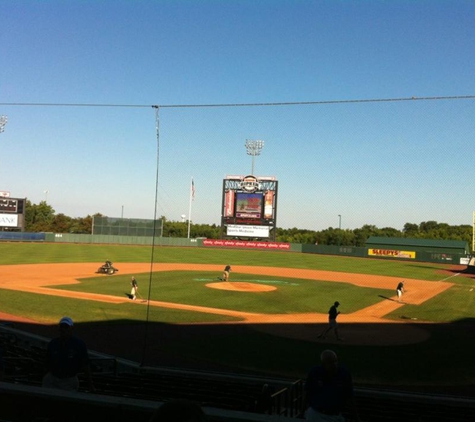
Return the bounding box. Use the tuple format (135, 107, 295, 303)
(366, 236, 470, 254)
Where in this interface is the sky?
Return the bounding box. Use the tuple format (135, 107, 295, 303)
(0, 0, 474, 231)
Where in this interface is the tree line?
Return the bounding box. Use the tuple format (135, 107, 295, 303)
(24, 200, 473, 247)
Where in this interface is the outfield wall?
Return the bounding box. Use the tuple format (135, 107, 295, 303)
(49, 233, 197, 247)
(301, 244, 468, 265)
(0, 232, 468, 264)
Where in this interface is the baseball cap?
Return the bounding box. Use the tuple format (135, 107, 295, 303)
(59, 316, 74, 327)
(334, 301, 340, 306)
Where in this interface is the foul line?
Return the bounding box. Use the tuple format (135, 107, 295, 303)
(438, 273, 460, 282)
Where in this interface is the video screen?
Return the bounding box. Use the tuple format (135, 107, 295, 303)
(235, 192, 263, 218)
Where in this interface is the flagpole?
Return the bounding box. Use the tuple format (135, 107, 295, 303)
(187, 177, 193, 238)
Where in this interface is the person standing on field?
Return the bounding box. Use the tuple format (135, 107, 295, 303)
(130, 276, 138, 300)
(222, 265, 232, 281)
(396, 281, 405, 302)
(318, 301, 343, 341)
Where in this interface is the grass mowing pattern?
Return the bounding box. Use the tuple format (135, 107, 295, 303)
(56, 271, 394, 315)
(0, 289, 240, 324)
(1, 242, 474, 389)
(387, 283, 475, 322)
(0, 242, 456, 280)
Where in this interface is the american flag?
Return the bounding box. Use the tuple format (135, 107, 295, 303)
(191, 178, 195, 201)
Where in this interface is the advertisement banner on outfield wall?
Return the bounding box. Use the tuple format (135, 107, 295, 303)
(203, 239, 290, 250)
(368, 249, 416, 259)
(0, 214, 18, 227)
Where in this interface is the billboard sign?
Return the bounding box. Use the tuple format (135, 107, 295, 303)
(221, 175, 278, 240)
(224, 190, 235, 217)
(0, 214, 18, 227)
(227, 224, 270, 238)
(368, 249, 416, 259)
(204, 239, 290, 250)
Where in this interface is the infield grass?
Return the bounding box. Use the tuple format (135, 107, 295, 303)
(56, 271, 394, 314)
(1, 242, 475, 391)
(0, 243, 472, 324)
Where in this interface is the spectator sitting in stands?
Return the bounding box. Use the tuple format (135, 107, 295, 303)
(0, 346, 4, 380)
(304, 349, 360, 421)
(149, 399, 207, 422)
(42, 316, 95, 392)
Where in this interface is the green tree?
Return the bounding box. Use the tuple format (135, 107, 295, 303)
(403, 223, 419, 237)
(70, 215, 93, 234)
(25, 200, 55, 232)
(50, 213, 72, 233)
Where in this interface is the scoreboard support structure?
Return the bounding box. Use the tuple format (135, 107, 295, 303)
(220, 175, 278, 241)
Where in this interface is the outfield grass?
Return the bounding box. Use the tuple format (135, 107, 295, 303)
(0, 243, 472, 323)
(0, 242, 458, 279)
(1, 242, 474, 391)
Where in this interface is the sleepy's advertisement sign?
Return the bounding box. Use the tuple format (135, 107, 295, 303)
(368, 249, 416, 259)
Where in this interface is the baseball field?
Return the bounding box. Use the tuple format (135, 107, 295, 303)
(0, 242, 474, 395)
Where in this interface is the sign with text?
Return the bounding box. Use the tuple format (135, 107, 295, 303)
(368, 249, 416, 259)
(227, 224, 270, 238)
(203, 239, 290, 250)
(0, 214, 18, 227)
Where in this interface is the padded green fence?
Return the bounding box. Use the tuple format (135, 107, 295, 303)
(52, 233, 197, 247)
(301, 243, 467, 264)
(6, 232, 471, 264)
(92, 216, 163, 237)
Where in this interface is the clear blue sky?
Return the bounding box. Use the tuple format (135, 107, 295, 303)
(1, 0, 474, 230)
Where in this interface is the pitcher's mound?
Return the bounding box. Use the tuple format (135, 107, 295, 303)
(206, 282, 276, 292)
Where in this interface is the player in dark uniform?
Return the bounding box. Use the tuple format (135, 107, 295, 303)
(318, 301, 342, 341)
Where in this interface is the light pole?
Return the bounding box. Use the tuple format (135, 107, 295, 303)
(338, 214, 342, 247)
(245, 139, 265, 175)
(0, 115, 8, 134)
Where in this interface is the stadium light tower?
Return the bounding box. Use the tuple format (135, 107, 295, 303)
(245, 139, 265, 175)
(0, 115, 8, 134)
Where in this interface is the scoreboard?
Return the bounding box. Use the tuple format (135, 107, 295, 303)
(0, 198, 19, 213)
(221, 175, 278, 241)
(0, 197, 26, 231)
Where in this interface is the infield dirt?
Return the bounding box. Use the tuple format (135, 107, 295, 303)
(0, 262, 455, 346)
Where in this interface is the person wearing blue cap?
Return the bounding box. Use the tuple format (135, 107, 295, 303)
(42, 316, 95, 392)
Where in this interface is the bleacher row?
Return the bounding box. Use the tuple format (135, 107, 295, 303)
(91, 371, 301, 415)
(0, 327, 303, 421)
(2, 326, 475, 421)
